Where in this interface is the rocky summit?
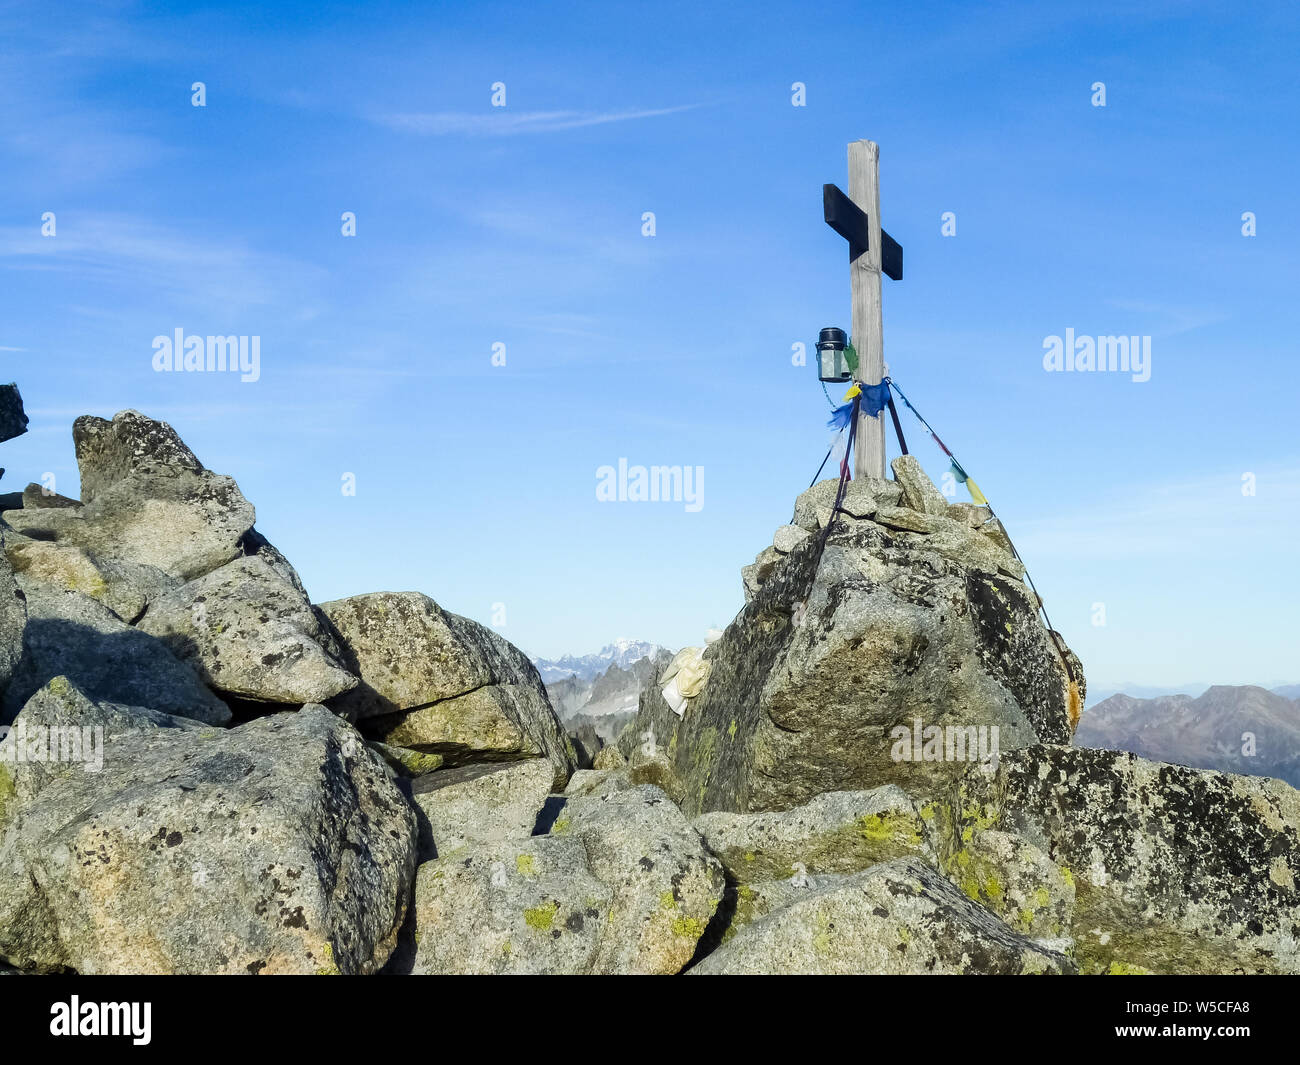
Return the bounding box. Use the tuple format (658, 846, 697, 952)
(619, 455, 1084, 814)
(0, 398, 1296, 975)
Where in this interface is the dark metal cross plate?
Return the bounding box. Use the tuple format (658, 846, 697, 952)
(823, 183, 903, 280)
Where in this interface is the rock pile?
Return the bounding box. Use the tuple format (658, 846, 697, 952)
(0, 407, 578, 973)
(620, 455, 1083, 813)
(1, 401, 1297, 975)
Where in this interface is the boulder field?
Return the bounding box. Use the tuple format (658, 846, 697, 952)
(0, 396, 1295, 974)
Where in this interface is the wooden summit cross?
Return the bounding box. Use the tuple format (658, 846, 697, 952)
(823, 140, 903, 480)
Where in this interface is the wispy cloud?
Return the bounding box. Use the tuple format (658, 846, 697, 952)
(518, 312, 612, 341)
(373, 104, 700, 136)
(0, 213, 327, 318)
(1106, 299, 1230, 337)
(1015, 467, 1300, 562)
(0, 10, 169, 187)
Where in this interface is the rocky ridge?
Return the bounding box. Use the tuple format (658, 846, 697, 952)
(0, 392, 1296, 975)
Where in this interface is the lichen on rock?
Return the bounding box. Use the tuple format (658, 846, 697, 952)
(623, 458, 1082, 816)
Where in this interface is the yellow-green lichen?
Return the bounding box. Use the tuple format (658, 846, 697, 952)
(516, 854, 536, 877)
(392, 748, 444, 775)
(0, 765, 15, 829)
(690, 727, 720, 810)
(958, 799, 999, 843)
(314, 942, 340, 976)
(947, 848, 1008, 912)
(672, 915, 706, 938)
(812, 911, 832, 955)
(60, 567, 108, 599)
(1069, 878, 1246, 975)
(524, 901, 558, 932)
(856, 811, 923, 846)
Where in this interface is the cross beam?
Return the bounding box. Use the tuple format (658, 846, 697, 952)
(823, 140, 903, 480)
(822, 184, 903, 280)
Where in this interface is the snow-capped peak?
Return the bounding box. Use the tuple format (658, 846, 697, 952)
(530, 640, 668, 683)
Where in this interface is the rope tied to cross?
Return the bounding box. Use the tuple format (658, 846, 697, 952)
(810, 374, 1082, 729)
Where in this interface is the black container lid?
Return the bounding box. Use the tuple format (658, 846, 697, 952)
(816, 326, 847, 350)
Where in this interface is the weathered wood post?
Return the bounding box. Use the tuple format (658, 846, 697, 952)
(824, 141, 902, 479)
(848, 139, 885, 480)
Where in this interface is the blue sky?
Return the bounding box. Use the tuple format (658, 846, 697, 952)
(1, 0, 1296, 691)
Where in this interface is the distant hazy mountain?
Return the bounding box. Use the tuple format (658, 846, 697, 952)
(1074, 685, 1300, 787)
(1086, 682, 1300, 707)
(530, 640, 667, 684)
(1085, 683, 1210, 708)
(541, 646, 674, 753)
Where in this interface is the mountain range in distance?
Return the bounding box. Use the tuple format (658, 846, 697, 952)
(530, 640, 667, 685)
(531, 641, 674, 755)
(1086, 681, 1300, 707)
(1075, 684, 1300, 788)
(534, 642, 1300, 790)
